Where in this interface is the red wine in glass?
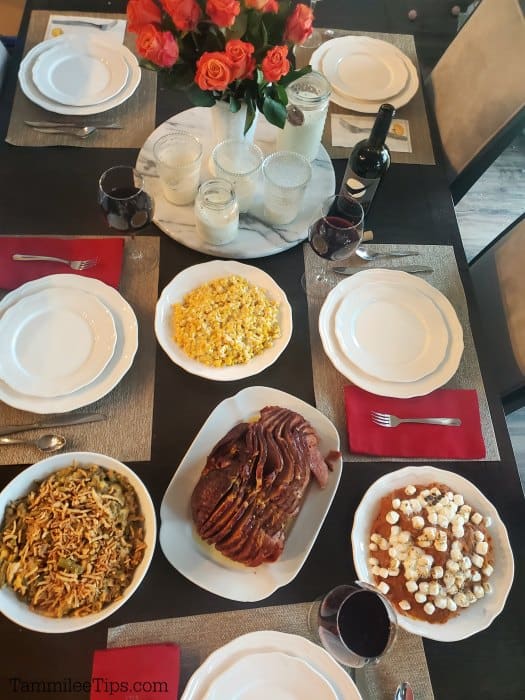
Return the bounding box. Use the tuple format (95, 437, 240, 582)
(98, 166, 154, 231)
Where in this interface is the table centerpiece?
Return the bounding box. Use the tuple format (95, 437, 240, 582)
(127, 0, 315, 141)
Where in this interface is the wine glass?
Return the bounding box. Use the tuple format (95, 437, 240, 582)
(303, 194, 364, 297)
(98, 165, 158, 270)
(308, 582, 397, 668)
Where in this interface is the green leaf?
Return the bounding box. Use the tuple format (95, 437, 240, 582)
(279, 64, 313, 88)
(229, 96, 242, 113)
(227, 12, 248, 40)
(244, 95, 257, 134)
(275, 83, 288, 105)
(185, 84, 216, 107)
(262, 96, 287, 129)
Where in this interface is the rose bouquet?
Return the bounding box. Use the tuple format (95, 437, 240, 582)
(127, 0, 314, 133)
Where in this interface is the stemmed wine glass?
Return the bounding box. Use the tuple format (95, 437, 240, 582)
(303, 194, 364, 297)
(308, 582, 398, 668)
(98, 165, 158, 270)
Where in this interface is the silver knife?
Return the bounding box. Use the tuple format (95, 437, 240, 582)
(0, 412, 107, 437)
(25, 121, 122, 130)
(333, 264, 433, 275)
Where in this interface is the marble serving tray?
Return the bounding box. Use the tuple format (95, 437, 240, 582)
(136, 107, 336, 259)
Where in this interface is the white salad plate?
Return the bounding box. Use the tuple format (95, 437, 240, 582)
(202, 651, 337, 700)
(32, 37, 129, 107)
(311, 36, 419, 113)
(0, 287, 117, 398)
(351, 466, 514, 642)
(159, 386, 342, 602)
(181, 631, 362, 700)
(0, 451, 156, 633)
(0, 275, 138, 413)
(319, 269, 464, 398)
(19, 37, 140, 115)
(333, 280, 449, 383)
(155, 260, 292, 382)
(321, 36, 408, 101)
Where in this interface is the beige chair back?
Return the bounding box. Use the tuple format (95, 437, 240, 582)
(426, 0, 525, 199)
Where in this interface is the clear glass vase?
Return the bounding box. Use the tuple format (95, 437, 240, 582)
(210, 101, 258, 145)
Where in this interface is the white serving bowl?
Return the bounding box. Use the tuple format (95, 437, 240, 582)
(0, 451, 156, 633)
(351, 465, 514, 642)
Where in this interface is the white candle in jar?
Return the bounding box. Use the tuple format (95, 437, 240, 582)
(194, 179, 239, 245)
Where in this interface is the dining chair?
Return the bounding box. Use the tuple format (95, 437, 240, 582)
(469, 213, 525, 414)
(424, 0, 525, 204)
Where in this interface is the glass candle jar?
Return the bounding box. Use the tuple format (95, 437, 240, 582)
(194, 179, 239, 245)
(276, 71, 331, 162)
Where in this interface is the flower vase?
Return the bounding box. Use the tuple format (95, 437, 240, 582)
(211, 101, 258, 145)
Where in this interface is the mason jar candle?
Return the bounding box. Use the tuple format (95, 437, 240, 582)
(276, 71, 331, 162)
(194, 179, 239, 245)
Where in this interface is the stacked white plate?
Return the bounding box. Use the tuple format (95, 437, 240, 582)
(0, 275, 138, 413)
(18, 35, 141, 115)
(181, 631, 362, 700)
(311, 36, 419, 113)
(319, 269, 464, 398)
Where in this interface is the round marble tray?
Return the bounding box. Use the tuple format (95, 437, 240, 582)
(136, 107, 336, 259)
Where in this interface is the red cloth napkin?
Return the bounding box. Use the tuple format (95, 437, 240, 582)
(90, 644, 180, 699)
(0, 237, 125, 289)
(344, 385, 486, 459)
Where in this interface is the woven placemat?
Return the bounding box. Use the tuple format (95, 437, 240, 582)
(6, 11, 157, 149)
(296, 29, 435, 166)
(107, 601, 434, 700)
(0, 236, 159, 464)
(304, 243, 500, 462)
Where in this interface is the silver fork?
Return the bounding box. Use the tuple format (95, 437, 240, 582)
(371, 411, 462, 427)
(12, 254, 98, 271)
(339, 118, 408, 141)
(51, 18, 118, 31)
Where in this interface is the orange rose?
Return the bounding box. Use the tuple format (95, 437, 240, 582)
(127, 0, 162, 34)
(206, 0, 241, 28)
(162, 0, 201, 31)
(225, 39, 256, 80)
(261, 45, 290, 83)
(136, 23, 179, 67)
(283, 3, 314, 45)
(244, 0, 278, 11)
(195, 51, 233, 91)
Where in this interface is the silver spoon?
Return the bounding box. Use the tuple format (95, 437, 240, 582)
(29, 126, 97, 139)
(356, 247, 419, 261)
(0, 434, 66, 453)
(395, 682, 414, 700)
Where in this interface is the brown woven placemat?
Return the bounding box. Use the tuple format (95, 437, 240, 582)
(0, 236, 159, 464)
(107, 602, 434, 700)
(6, 11, 157, 148)
(304, 243, 500, 462)
(296, 29, 435, 165)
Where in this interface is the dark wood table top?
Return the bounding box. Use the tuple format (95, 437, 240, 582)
(0, 2, 524, 699)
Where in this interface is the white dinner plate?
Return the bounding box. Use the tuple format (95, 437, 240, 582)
(181, 632, 362, 700)
(333, 280, 449, 382)
(0, 451, 156, 633)
(322, 36, 408, 101)
(0, 275, 138, 413)
(351, 466, 514, 641)
(0, 288, 117, 398)
(159, 386, 342, 602)
(311, 36, 419, 113)
(155, 260, 292, 381)
(319, 269, 464, 398)
(202, 651, 337, 700)
(19, 37, 140, 115)
(32, 37, 129, 107)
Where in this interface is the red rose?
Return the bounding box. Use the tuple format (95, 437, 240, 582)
(261, 45, 290, 83)
(206, 0, 241, 28)
(225, 39, 256, 80)
(283, 3, 314, 44)
(162, 0, 201, 31)
(127, 0, 162, 34)
(244, 0, 278, 11)
(136, 23, 179, 67)
(195, 51, 233, 91)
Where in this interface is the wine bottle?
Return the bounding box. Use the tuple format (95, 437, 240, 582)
(339, 104, 395, 215)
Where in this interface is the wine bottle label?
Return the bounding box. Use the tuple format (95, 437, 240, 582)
(341, 170, 380, 214)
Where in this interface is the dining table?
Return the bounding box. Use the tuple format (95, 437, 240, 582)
(0, 1, 524, 699)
